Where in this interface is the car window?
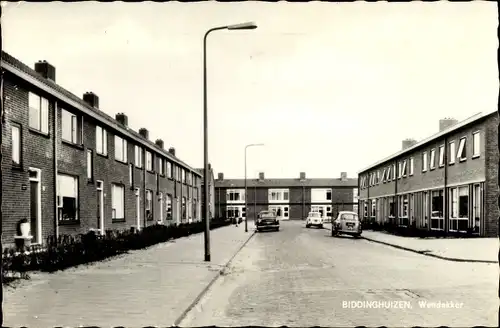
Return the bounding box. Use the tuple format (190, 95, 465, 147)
(260, 212, 275, 218)
(341, 213, 358, 221)
(309, 212, 320, 218)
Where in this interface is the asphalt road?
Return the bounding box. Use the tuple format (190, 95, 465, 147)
(180, 220, 498, 327)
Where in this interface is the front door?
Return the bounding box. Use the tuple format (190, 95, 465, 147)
(96, 181, 104, 234)
(135, 188, 141, 230)
(269, 205, 289, 220)
(29, 168, 41, 244)
(159, 192, 164, 224)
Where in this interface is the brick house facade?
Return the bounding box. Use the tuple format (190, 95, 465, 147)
(358, 112, 499, 237)
(1, 51, 202, 246)
(214, 172, 358, 221)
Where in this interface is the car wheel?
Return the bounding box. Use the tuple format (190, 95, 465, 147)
(276, 227, 280, 231)
(319, 224, 323, 229)
(353, 233, 361, 238)
(306, 224, 310, 228)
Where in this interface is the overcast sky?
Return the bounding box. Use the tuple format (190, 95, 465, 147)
(2, 1, 498, 179)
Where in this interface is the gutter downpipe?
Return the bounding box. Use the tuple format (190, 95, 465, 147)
(53, 100, 59, 242)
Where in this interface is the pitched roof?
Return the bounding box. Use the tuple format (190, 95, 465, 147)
(357, 110, 498, 174)
(215, 177, 358, 188)
(1, 51, 201, 176)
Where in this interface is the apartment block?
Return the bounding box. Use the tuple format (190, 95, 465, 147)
(1, 51, 203, 246)
(214, 171, 358, 221)
(358, 113, 499, 237)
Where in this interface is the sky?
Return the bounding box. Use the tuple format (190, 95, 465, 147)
(2, 1, 498, 179)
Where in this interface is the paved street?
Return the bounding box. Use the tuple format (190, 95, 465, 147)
(180, 220, 498, 327)
(3, 224, 253, 327)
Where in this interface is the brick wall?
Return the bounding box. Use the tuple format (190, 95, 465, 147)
(483, 112, 499, 237)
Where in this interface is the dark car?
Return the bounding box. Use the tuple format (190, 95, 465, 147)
(256, 210, 280, 232)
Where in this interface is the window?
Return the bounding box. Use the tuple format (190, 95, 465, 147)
(227, 189, 245, 202)
(28, 92, 49, 133)
(438, 145, 445, 167)
(388, 197, 395, 218)
(402, 160, 407, 177)
(363, 202, 368, 218)
(310, 189, 330, 203)
(146, 189, 153, 220)
(386, 167, 391, 182)
(111, 184, 125, 221)
(114, 135, 127, 162)
(176, 166, 181, 181)
(129, 164, 133, 186)
(409, 158, 414, 176)
(472, 184, 481, 233)
(182, 169, 186, 183)
(392, 164, 396, 180)
(398, 162, 402, 179)
(429, 149, 436, 170)
(449, 186, 469, 232)
(166, 194, 173, 220)
(449, 141, 456, 164)
(145, 151, 153, 171)
(457, 137, 466, 161)
(134, 146, 143, 168)
(57, 174, 79, 223)
(61, 108, 82, 144)
(376, 171, 380, 184)
(96, 126, 108, 155)
(431, 190, 444, 230)
(11, 124, 21, 165)
(422, 152, 428, 172)
(472, 132, 480, 158)
(381, 169, 386, 183)
(158, 158, 164, 175)
(87, 149, 93, 181)
(182, 196, 187, 221)
(371, 200, 376, 218)
(167, 162, 173, 178)
(326, 190, 332, 200)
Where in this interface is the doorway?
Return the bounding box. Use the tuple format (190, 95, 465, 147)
(29, 168, 42, 244)
(311, 205, 331, 221)
(269, 205, 289, 220)
(159, 192, 164, 224)
(96, 181, 104, 235)
(135, 188, 141, 230)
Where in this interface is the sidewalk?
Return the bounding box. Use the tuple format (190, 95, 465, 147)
(322, 223, 497, 263)
(3, 224, 254, 327)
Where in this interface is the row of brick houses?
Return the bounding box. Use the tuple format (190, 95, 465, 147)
(357, 112, 499, 237)
(1, 51, 203, 246)
(213, 172, 358, 221)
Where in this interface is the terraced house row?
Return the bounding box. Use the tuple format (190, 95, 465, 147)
(358, 113, 499, 237)
(1, 51, 203, 246)
(214, 171, 358, 221)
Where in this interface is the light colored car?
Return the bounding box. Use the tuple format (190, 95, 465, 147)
(305, 212, 323, 228)
(331, 211, 362, 238)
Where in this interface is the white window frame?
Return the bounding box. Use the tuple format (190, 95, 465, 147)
(472, 131, 480, 158)
(61, 108, 82, 144)
(96, 126, 108, 155)
(438, 145, 445, 167)
(268, 189, 290, 203)
(449, 140, 456, 165)
(392, 164, 396, 181)
(111, 183, 125, 221)
(386, 167, 391, 183)
(129, 163, 133, 186)
(430, 189, 444, 231)
(158, 158, 164, 175)
(145, 151, 153, 171)
(402, 160, 407, 177)
(86, 149, 93, 181)
(429, 149, 436, 170)
(114, 135, 128, 163)
(57, 173, 79, 223)
(472, 184, 481, 233)
(449, 186, 469, 232)
(167, 161, 173, 178)
(182, 169, 186, 183)
(166, 193, 173, 220)
(457, 137, 466, 162)
(310, 188, 331, 203)
(422, 152, 428, 172)
(146, 189, 153, 220)
(227, 189, 245, 203)
(11, 123, 21, 165)
(381, 169, 386, 183)
(28, 92, 49, 134)
(134, 146, 143, 168)
(409, 157, 414, 176)
(398, 162, 402, 179)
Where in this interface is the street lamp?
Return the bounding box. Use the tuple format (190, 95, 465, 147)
(203, 21, 258, 262)
(244, 143, 264, 232)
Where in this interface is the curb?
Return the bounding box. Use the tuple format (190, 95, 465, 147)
(172, 229, 256, 327)
(321, 225, 497, 264)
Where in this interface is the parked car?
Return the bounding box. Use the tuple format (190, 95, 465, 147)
(305, 212, 323, 228)
(331, 211, 362, 238)
(256, 210, 280, 232)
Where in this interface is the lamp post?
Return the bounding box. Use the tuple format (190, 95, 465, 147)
(203, 21, 257, 262)
(244, 143, 264, 232)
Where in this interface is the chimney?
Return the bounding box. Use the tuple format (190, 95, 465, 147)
(439, 118, 459, 132)
(115, 113, 128, 127)
(155, 139, 164, 149)
(258, 172, 265, 181)
(402, 138, 418, 150)
(218, 172, 224, 180)
(34, 60, 56, 82)
(340, 172, 348, 181)
(168, 147, 176, 156)
(299, 172, 306, 180)
(139, 128, 149, 140)
(83, 92, 99, 109)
